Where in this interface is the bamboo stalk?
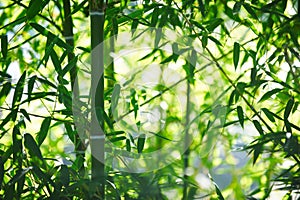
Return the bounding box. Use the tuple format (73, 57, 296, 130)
(62, 0, 86, 177)
(182, 74, 191, 200)
(90, 0, 105, 198)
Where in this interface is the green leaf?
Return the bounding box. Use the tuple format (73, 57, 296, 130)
(12, 71, 26, 108)
(261, 108, 275, 122)
(208, 35, 222, 46)
(206, 18, 223, 32)
(20, 109, 31, 122)
(131, 19, 139, 35)
(30, 23, 70, 50)
(0, 157, 4, 187)
(126, 139, 131, 152)
(197, 0, 205, 17)
(59, 165, 69, 186)
(112, 17, 118, 39)
(253, 120, 264, 135)
(148, 131, 173, 141)
(26, 0, 49, 20)
(1, 35, 8, 58)
(151, 8, 159, 27)
(61, 56, 77, 77)
(209, 175, 225, 200)
(233, 2, 242, 13)
(284, 97, 294, 120)
(154, 28, 162, 48)
(233, 42, 240, 70)
(137, 134, 146, 153)
(243, 3, 258, 20)
(253, 143, 263, 165)
(258, 88, 282, 102)
(27, 75, 36, 101)
(50, 50, 62, 74)
(7, 167, 32, 186)
(37, 117, 51, 146)
(237, 106, 244, 128)
(110, 136, 126, 143)
(111, 84, 121, 118)
(24, 133, 43, 160)
(0, 82, 11, 105)
(202, 33, 208, 48)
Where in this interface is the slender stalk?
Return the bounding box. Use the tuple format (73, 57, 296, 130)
(62, 0, 86, 177)
(182, 66, 191, 200)
(90, 0, 105, 198)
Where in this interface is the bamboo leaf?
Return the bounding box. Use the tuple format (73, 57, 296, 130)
(233, 2, 242, 13)
(30, 23, 70, 50)
(206, 18, 223, 32)
(237, 106, 244, 128)
(20, 109, 31, 122)
(111, 84, 121, 118)
(1, 35, 8, 58)
(243, 3, 258, 20)
(154, 29, 162, 48)
(202, 33, 208, 48)
(24, 133, 43, 160)
(209, 175, 225, 200)
(61, 56, 77, 77)
(253, 120, 264, 135)
(0, 82, 11, 105)
(261, 108, 275, 122)
(151, 8, 159, 27)
(284, 97, 294, 120)
(126, 139, 131, 152)
(12, 71, 26, 108)
(258, 88, 282, 102)
(37, 117, 51, 146)
(27, 75, 36, 101)
(253, 143, 263, 165)
(233, 42, 240, 70)
(197, 0, 205, 17)
(59, 165, 69, 186)
(110, 136, 126, 143)
(137, 134, 146, 153)
(7, 167, 32, 186)
(26, 0, 50, 20)
(0, 157, 4, 187)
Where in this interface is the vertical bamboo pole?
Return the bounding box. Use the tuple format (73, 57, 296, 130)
(182, 78, 191, 200)
(62, 0, 86, 177)
(90, 0, 105, 198)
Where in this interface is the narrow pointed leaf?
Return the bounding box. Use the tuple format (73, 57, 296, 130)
(0, 82, 11, 105)
(1, 35, 8, 58)
(12, 71, 26, 108)
(253, 120, 264, 135)
(26, 0, 49, 20)
(126, 139, 131, 152)
(233, 42, 240, 69)
(137, 134, 146, 153)
(258, 88, 282, 102)
(253, 143, 262, 165)
(24, 133, 43, 160)
(261, 108, 275, 122)
(37, 117, 51, 146)
(111, 84, 121, 118)
(237, 106, 244, 128)
(20, 109, 31, 122)
(284, 97, 294, 120)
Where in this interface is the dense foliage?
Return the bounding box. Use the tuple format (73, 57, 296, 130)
(0, 0, 300, 199)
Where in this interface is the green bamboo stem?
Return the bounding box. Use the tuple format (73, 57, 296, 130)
(182, 71, 191, 200)
(90, 0, 105, 198)
(62, 0, 86, 177)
